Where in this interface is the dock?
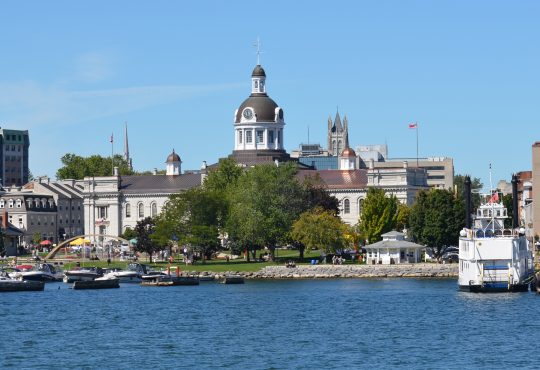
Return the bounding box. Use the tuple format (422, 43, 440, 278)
(219, 275, 245, 284)
(141, 276, 199, 286)
(72, 279, 120, 290)
(0, 280, 45, 292)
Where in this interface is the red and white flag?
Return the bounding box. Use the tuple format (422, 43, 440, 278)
(490, 192, 499, 203)
(110, 133, 114, 143)
(409, 123, 417, 129)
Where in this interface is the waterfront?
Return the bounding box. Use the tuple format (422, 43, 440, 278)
(1, 279, 539, 369)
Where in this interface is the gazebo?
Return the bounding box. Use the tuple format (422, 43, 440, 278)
(365, 231, 424, 265)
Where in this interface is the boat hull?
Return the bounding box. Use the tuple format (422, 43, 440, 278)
(73, 279, 120, 290)
(459, 283, 530, 293)
(0, 280, 45, 292)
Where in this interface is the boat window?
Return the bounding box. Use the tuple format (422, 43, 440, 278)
(475, 230, 484, 238)
(485, 230, 494, 237)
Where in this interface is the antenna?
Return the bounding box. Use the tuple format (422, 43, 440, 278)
(307, 126, 310, 144)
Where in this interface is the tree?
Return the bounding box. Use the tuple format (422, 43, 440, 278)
(303, 177, 340, 215)
(291, 208, 347, 255)
(358, 188, 399, 244)
(153, 188, 226, 263)
(409, 188, 465, 262)
(32, 232, 41, 246)
(501, 193, 513, 228)
(134, 217, 162, 263)
(203, 157, 243, 192)
(454, 174, 483, 211)
(56, 153, 134, 179)
(396, 203, 411, 231)
(121, 227, 138, 241)
(226, 162, 306, 261)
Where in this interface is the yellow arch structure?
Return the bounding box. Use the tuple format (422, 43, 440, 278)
(45, 234, 132, 260)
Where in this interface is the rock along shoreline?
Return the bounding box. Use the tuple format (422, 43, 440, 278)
(194, 263, 458, 280)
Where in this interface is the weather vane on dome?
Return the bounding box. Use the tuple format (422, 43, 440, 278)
(253, 37, 264, 65)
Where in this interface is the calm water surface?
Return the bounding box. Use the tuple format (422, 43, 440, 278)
(1, 279, 539, 369)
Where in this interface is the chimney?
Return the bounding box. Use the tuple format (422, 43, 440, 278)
(511, 173, 519, 228)
(369, 159, 374, 170)
(403, 161, 408, 169)
(113, 167, 119, 176)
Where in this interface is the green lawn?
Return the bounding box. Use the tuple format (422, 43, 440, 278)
(52, 248, 328, 272)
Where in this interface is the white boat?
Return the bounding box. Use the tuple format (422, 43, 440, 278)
(11, 263, 64, 282)
(63, 267, 104, 283)
(458, 176, 535, 292)
(100, 263, 154, 283)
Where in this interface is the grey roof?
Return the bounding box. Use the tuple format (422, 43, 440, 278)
(252, 64, 266, 77)
(119, 174, 201, 194)
(235, 95, 280, 123)
(365, 240, 424, 250)
(382, 231, 406, 237)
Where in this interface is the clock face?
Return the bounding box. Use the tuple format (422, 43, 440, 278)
(243, 109, 253, 120)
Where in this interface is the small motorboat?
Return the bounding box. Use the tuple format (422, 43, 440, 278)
(0, 268, 45, 292)
(100, 263, 155, 283)
(11, 263, 64, 282)
(63, 267, 104, 283)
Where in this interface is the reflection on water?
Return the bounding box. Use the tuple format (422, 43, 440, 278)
(0, 279, 538, 369)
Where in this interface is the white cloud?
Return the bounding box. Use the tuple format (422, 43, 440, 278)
(0, 81, 243, 129)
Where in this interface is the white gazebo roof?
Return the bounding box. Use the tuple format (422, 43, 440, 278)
(365, 239, 424, 250)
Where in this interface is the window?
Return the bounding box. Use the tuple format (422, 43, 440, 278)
(238, 130, 243, 144)
(277, 130, 281, 145)
(344, 199, 350, 214)
(0, 200, 4, 208)
(126, 203, 131, 218)
(138, 203, 144, 218)
(16, 199, 22, 208)
(246, 130, 253, 144)
(8, 199, 14, 208)
(256, 130, 264, 144)
(151, 203, 157, 217)
(98, 207, 107, 219)
(268, 130, 274, 144)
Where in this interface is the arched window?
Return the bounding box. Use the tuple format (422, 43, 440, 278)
(8, 199, 14, 208)
(0, 199, 4, 208)
(16, 199, 22, 208)
(332, 140, 336, 155)
(151, 203, 157, 217)
(344, 199, 350, 214)
(358, 198, 364, 215)
(125, 203, 131, 218)
(337, 140, 343, 156)
(138, 203, 144, 218)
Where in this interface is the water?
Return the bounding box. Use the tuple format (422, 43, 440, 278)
(1, 279, 539, 369)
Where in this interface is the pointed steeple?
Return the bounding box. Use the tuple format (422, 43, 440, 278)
(123, 122, 132, 170)
(334, 111, 342, 131)
(343, 115, 349, 149)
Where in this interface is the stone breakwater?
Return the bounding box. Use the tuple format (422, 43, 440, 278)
(196, 263, 458, 280)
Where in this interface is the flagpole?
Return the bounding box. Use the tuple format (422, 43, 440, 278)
(416, 122, 419, 168)
(111, 133, 114, 176)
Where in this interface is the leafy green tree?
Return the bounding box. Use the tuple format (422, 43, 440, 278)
(203, 157, 243, 192)
(32, 232, 41, 246)
(501, 193, 513, 228)
(396, 203, 411, 231)
(358, 188, 399, 244)
(454, 174, 483, 211)
(121, 227, 137, 241)
(291, 208, 347, 254)
(153, 188, 226, 263)
(134, 217, 162, 263)
(56, 153, 134, 179)
(409, 188, 465, 262)
(303, 178, 340, 215)
(226, 162, 306, 261)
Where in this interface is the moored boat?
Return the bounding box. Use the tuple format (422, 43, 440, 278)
(458, 175, 535, 292)
(63, 267, 104, 283)
(10, 263, 64, 282)
(219, 275, 245, 284)
(73, 278, 120, 290)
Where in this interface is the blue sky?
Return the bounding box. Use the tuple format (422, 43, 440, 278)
(1, 1, 538, 188)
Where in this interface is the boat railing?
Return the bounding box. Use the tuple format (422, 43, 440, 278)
(470, 228, 521, 238)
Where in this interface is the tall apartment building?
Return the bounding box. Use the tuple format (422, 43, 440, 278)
(0, 129, 30, 187)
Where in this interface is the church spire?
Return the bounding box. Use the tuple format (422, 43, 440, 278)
(124, 122, 132, 170)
